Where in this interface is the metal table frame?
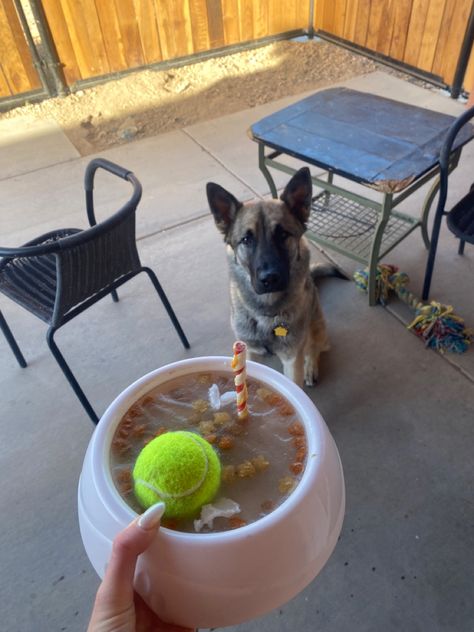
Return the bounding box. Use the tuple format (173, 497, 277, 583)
(257, 142, 461, 305)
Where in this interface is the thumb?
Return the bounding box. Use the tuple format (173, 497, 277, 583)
(96, 502, 165, 608)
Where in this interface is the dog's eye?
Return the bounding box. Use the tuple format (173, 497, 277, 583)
(275, 226, 292, 241)
(241, 231, 254, 246)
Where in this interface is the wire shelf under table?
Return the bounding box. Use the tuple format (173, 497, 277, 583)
(306, 192, 419, 263)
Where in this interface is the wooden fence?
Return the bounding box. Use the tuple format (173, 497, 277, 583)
(0, 0, 41, 98)
(313, 0, 474, 89)
(2, 0, 474, 103)
(40, 0, 309, 86)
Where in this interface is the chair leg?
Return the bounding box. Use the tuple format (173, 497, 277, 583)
(111, 289, 119, 302)
(0, 310, 27, 368)
(46, 327, 99, 424)
(141, 267, 190, 349)
(422, 209, 445, 301)
(458, 239, 465, 255)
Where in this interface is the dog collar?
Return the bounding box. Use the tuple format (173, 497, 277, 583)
(273, 322, 289, 337)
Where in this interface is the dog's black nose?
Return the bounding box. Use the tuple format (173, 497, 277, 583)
(256, 268, 285, 293)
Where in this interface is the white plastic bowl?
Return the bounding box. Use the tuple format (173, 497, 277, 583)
(78, 357, 345, 628)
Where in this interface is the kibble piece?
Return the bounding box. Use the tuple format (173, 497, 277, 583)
(290, 462, 304, 475)
(128, 405, 142, 418)
(213, 411, 231, 425)
(221, 464, 237, 484)
(203, 433, 217, 444)
(237, 460, 257, 478)
(288, 421, 305, 436)
(218, 435, 234, 450)
(295, 447, 307, 462)
(293, 436, 306, 449)
(131, 423, 147, 437)
(251, 455, 270, 471)
(228, 516, 247, 529)
(256, 387, 272, 401)
(267, 393, 284, 406)
(198, 420, 216, 434)
(279, 402, 295, 416)
(279, 476, 297, 494)
(192, 399, 209, 413)
(261, 500, 275, 512)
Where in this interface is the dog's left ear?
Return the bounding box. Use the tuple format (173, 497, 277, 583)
(280, 167, 312, 226)
(207, 183, 243, 236)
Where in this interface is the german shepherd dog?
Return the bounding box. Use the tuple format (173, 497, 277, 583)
(207, 167, 344, 388)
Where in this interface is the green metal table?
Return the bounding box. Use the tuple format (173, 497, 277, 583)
(249, 88, 474, 305)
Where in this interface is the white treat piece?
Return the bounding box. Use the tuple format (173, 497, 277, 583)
(220, 390, 237, 405)
(208, 383, 221, 410)
(194, 498, 241, 532)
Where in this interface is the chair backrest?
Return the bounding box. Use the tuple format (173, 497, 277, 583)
(0, 159, 143, 328)
(52, 159, 143, 325)
(437, 105, 474, 212)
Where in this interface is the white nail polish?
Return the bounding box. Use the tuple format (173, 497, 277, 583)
(138, 502, 165, 529)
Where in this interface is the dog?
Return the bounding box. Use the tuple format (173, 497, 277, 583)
(207, 167, 345, 387)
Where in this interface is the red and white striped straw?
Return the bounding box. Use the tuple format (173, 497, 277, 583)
(231, 341, 249, 420)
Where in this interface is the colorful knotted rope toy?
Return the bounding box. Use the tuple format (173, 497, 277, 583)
(354, 264, 473, 353)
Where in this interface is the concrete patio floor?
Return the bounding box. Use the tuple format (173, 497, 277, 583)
(1, 70, 473, 632)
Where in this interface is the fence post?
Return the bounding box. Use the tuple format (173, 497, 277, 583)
(450, 1, 474, 99)
(308, 0, 315, 39)
(19, 0, 68, 97)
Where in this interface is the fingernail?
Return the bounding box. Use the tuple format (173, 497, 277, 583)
(138, 502, 165, 530)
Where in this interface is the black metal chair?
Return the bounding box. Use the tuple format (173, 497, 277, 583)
(0, 158, 190, 424)
(422, 105, 474, 300)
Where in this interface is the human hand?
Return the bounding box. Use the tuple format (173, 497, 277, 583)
(87, 502, 194, 632)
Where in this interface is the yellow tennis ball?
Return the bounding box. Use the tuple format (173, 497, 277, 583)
(133, 431, 221, 519)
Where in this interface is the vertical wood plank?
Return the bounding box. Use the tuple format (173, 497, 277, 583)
(375, 0, 397, 56)
(94, 0, 128, 72)
(343, 0, 360, 40)
(353, 0, 371, 46)
(155, 0, 194, 60)
(432, 0, 471, 84)
(253, 0, 269, 39)
(221, 0, 240, 44)
(366, 0, 386, 51)
(416, 0, 446, 72)
(389, 0, 413, 60)
(403, 0, 430, 67)
(333, 0, 347, 38)
(111, 0, 145, 69)
(2, 0, 40, 89)
(313, 0, 324, 30)
(0, 63, 12, 97)
(132, 0, 162, 64)
(238, 0, 254, 41)
(190, 0, 210, 51)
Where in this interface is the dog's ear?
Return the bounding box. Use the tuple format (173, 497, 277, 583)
(207, 183, 243, 236)
(280, 167, 312, 226)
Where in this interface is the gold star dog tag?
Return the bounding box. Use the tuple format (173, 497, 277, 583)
(273, 324, 288, 337)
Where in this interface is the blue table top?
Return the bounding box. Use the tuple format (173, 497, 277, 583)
(249, 88, 474, 193)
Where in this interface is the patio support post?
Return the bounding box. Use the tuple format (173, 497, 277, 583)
(451, 1, 474, 99)
(23, 0, 68, 97)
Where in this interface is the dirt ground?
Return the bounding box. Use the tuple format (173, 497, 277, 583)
(1, 38, 427, 156)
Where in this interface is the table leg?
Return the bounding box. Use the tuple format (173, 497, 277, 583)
(258, 143, 278, 199)
(420, 176, 440, 249)
(367, 194, 393, 306)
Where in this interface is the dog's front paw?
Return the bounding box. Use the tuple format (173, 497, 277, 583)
(304, 357, 319, 386)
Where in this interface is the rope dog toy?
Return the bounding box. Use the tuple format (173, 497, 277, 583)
(354, 264, 473, 353)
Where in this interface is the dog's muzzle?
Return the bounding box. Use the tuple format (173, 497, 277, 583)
(254, 268, 288, 294)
